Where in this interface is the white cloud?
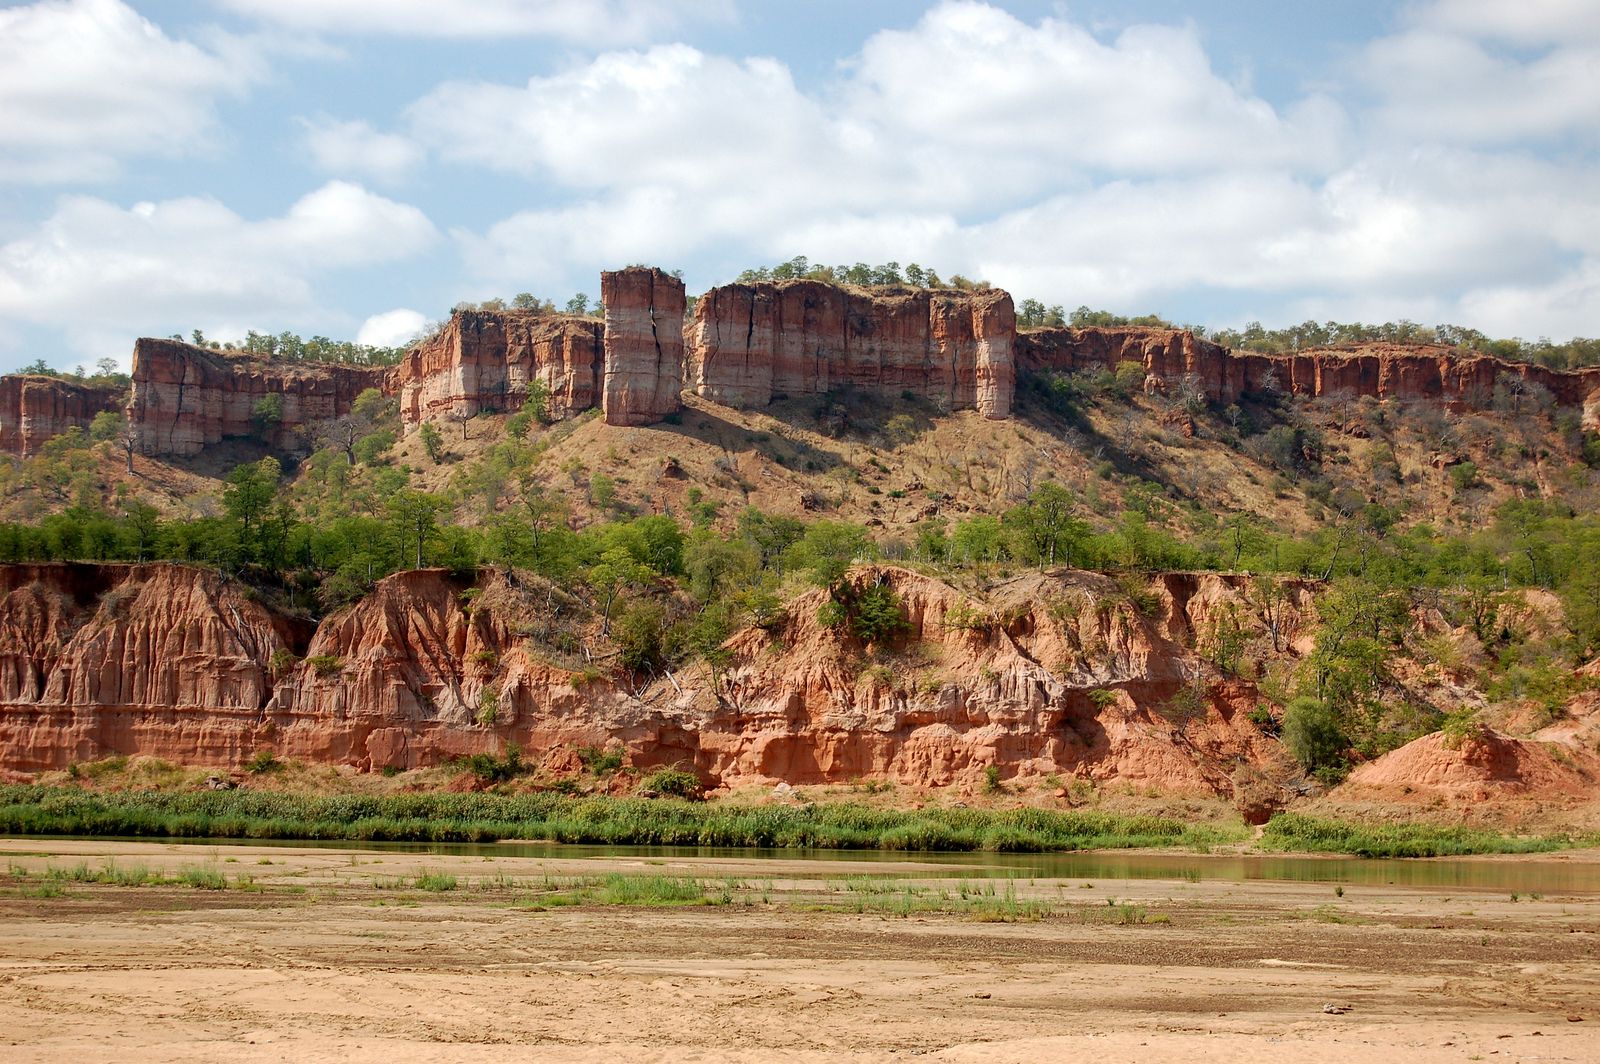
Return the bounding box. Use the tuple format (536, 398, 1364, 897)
(297, 116, 423, 184)
(0, 0, 259, 183)
(356, 308, 428, 348)
(1362, 29, 1600, 143)
(1407, 0, 1600, 45)
(429, 0, 1599, 339)
(214, 0, 731, 43)
(0, 182, 438, 362)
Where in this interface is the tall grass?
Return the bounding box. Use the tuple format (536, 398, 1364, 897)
(0, 785, 1233, 853)
(1261, 813, 1581, 858)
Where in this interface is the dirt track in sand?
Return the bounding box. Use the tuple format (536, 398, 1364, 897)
(1, 839, 1598, 1063)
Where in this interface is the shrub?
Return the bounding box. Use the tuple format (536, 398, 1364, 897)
(1089, 688, 1119, 709)
(475, 686, 500, 727)
(1281, 697, 1347, 774)
(640, 765, 701, 798)
(578, 746, 625, 775)
(943, 601, 992, 632)
(849, 583, 909, 645)
(246, 750, 280, 774)
(307, 655, 342, 677)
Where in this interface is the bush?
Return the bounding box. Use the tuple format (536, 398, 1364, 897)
(1281, 697, 1347, 774)
(307, 655, 343, 677)
(475, 686, 499, 726)
(463, 744, 523, 782)
(578, 746, 625, 775)
(246, 750, 280, 774)
(849, 583, 909, 645)
(640, 765, 701, 798)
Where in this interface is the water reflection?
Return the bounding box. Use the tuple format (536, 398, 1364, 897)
(32, 834, 1599, 893)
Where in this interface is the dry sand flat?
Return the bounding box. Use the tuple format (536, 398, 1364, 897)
(0, 840, 1597, 1063)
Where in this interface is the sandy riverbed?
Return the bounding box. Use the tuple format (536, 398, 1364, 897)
(1, 838, 1596, 1063)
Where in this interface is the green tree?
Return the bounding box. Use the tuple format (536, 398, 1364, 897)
(88, 410, 124, 442)
(251, 394, 284, 439)
(787, 520, 870, 592)
(1281, 696, 1347, 775)
(418, 421, 444, 463)
(1004, 482, 1087, 569)
(222, 457, 281, 558)
(387, 490, 447, 569)
(586, 547, 653, 634)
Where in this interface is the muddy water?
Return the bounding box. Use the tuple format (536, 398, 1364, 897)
(28, 835, 1600, 893)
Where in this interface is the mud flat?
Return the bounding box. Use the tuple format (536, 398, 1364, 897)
(1, 838, 1597, 1063)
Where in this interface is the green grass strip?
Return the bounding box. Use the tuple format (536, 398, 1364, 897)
(0, 785, 1235, 853)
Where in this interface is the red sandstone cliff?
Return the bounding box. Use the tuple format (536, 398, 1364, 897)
(0, 563, 308, 770)
(0, 561, 1318, 798)
(687, 281, 1016, 418)
(395, 311, 602, 429)
(601, 267, 686, 426)
(1018, 327, 1600, 410)
(128, 339, 390, 457)
(0, 376, 123, 457)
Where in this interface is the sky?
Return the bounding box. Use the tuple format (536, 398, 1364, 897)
(0, 0, 1597, 373)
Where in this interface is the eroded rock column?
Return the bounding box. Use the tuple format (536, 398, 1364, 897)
(601, 267, 686, 426)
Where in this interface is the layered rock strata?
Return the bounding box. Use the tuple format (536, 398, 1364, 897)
(0, 561, 1311, 798)
(395, 311, 603, 429)
(0, 563, 309, 770)
(1017, 327, 1600, 410)
(602, 267, 687, 426)
(128, 340, 389, 457)
(0, 376, 123, 457)
(687, 281, 1016, 418)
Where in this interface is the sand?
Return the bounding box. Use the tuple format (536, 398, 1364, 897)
(1, 838, 1597, 1063)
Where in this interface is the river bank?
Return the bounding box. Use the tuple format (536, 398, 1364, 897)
(2, 837, 1596, 1063)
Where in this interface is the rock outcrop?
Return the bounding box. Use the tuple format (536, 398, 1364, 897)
(687, 281, 1016, 418)
(128, 339, 390, 457)
(0, 561, 1315, 797)
(0, 563, 308, 770)
(602, 267, 686, 426)
(395, 311, 603, 429)
(1018, 327, 1600, 410)
(0, 376, 123, 457)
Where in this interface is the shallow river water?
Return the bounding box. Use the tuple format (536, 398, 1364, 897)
(26, 835, 1600, 893)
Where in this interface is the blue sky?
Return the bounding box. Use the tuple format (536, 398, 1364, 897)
(0, 0, 1596, 372)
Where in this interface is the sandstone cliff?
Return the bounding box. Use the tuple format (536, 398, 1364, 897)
(602, 267, 686, 426)
(0, 563, 308, 771)
(1018, 327, 1600, 410)
(0, 376, 123, 457)
(0, 561, 1319, 799)
(395, 311, 602, 429)
(128, 339, 390, 457)
(687, 281, 1016, 418)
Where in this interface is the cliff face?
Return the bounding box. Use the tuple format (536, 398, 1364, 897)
(602, 267, 687, 426)
(0, 563, 309, 771)
(687, 282, 1016, 418)
(1018, 327, 1600, 410)
(128, 339, 390, 457)
(0, 376, 123, 457)
(0, 561, 1316, 798)
(395, 311, 603, 430)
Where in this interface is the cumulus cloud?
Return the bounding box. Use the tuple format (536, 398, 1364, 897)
(425, 0, 1598, 338)
(0, 181, 438, 362)
(1407, 0, 1600, 45)
(297, 115, 424, 184)
(0, 0, 261, 183)
(213, 0, 731, 43)
(356, 308, 428, 348)
(1361, 29, 1600, 143)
